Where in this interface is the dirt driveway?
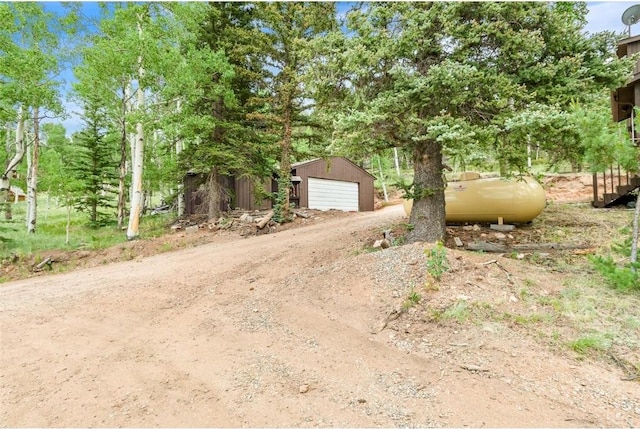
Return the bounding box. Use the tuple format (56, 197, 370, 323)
(1, 203, 638, 427)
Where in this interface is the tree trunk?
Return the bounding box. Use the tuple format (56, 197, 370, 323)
(26, 107, 40, 233)
(176, 144, 184, 216)
(278, 101, 293, 221)
(25, 129, 32, 227)
(377, 155, 388, 202)
(3, 124, 11, 219)
(526, 135, 532, 169)
(406, 140, 446, 243)
(209, 91, 225, 220)
(2, 107, 26, 220)
(117, 87, 129, 229)
(126, 37, 145, 240)
(126, 121, 144, 240)
(176, 100, 184, 216)
(206, 167, 222, 220)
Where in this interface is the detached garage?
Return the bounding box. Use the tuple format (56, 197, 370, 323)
(183, 156, 375, 214)
(292, 157, 375, 212)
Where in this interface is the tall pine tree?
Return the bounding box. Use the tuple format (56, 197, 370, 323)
(70, 95, 118, 226)
(318, 2, 628, 242)
(254, 2, 338, 221)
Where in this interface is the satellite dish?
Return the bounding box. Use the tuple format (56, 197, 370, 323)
(622, 4, 640, 36)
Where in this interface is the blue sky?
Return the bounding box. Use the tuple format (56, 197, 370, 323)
(585, 1, 640, 35)
(51, 1, 640, 134)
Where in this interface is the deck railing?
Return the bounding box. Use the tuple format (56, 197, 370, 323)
(592, 165, 640, 207)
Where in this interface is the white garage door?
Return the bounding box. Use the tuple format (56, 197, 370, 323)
(308, 177, 359, 212)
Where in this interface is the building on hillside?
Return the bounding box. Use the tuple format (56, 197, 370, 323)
(8, 186, 26, 203)
(596, 33, 640, 207)
(288, 157, 375, 212)
(183, 156, 375, 215)
(611, 34, 640, 129)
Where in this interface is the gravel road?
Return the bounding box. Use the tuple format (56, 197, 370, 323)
(1, 204, 638, 427)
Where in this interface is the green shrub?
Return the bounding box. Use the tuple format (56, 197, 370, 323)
(590, 255, 639, 292)
(403, 289, 421, 309)
(590, 235, 639, 292)
(424, 241, 450, 281)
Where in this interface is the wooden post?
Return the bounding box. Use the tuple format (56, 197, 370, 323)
(610, 165, 614, 195)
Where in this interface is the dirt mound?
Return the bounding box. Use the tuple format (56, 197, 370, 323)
(543, 173, 596, 204)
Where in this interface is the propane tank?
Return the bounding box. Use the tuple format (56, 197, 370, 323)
(403, 174, 546, 224)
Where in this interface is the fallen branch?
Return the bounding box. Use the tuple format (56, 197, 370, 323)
(467, 241, 592, 253)
(33, 257, 52, 272)
(460, 364, 489, 372)
(256, 210, 274, 229)
(610, 352, 640, 381)
(482, 259, 514, 284)
(374, 306, 405, 333)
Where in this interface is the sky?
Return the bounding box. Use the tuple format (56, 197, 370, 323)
(585, 1, 640, 35)
(50, 1, 640, 135)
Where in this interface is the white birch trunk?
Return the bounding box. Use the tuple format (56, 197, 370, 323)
(129, 130, 136, 201)
(126, 24, 145, 240)
(26, 107, 40, 233)
(176, 100, 184, 216)
(127, 112, 144, 239)
(3, 109, 25, 220)
(377, 155, 388, 203)
(1, 106, 25, 189)
(117, 85, 132, 229)
(25, 129, 32, 228)
(128, 85, 135, 201)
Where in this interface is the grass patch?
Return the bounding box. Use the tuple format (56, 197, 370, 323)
(402, 288, 422, 309)
(567, 334, 611, 356)
(429, 300, 470, 324)
(0, 200, 175, 259)
(502, 312, 555, 326)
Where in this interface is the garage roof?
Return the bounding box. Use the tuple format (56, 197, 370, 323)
(292, 157, 376, 179)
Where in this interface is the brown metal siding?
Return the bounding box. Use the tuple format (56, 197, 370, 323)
(234, 177, 273, 210)
(184, 157, 374, 213)
(625, 41, 640, 77)
(294, 157, 375, 211)
(183, 173, 234, 215)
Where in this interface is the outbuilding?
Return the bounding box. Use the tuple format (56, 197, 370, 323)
(183, 156, 376, 215)
(289, 157, 375, 212)
(8, 186, 26, 203)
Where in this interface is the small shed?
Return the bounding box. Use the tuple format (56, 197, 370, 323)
(291, 157, 375, 212)
(8, 186, 25, 203)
